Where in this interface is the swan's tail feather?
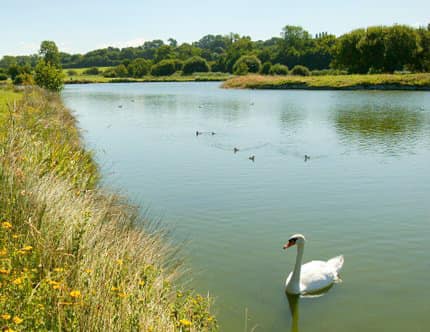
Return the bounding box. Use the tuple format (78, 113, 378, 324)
(328, 255, 344, 275)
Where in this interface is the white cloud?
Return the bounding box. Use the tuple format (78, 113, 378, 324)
(96, 37, 147, 50)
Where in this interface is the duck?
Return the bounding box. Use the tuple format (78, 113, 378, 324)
(248, 155, 255, 162)
(283, 234, 344, 295)
(304, 155, 310, 162)
(196, 131, 201, 136)
(233, 147, 240, 153)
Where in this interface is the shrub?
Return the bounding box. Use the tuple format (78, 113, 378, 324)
(310, 69, 348, 76)
(102, 68, 117, 78)
(114, 64, 128, 77)
(290, 65, 310, 76)
(182, 56, 210, 75)
(151, 60, 176, 76)
(82, 67, 100, 75)
(172, 59, 184, 72)
(67, 69, 78, 76)
(269, 64, 289, 75)
(233, 55, 261, 74)
(127, 58, 151, 78)
(34, 60, 64, 91)
(13, 73, 34, 85)
(261, 62, 272, 75)
(0, 73, 8, 81)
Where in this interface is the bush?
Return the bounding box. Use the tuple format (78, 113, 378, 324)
(151, 59, 176, 76)
(127, 58, 151, 78)
(261, 62, 272, 75)
(0, 73, 8, 81)
(182, 56, 210, 75)
(172, 59, 184, 72)
(233, 55, 262, 74)
(13, 73, 34, 85)
(114, 64, 128, 77)
(82, 67, 100, 75)
(269, 64, 289, 75)
(67, 69, 78, 76)
(102, 68, 117, 78)
(34, 60, 64, 91)
(290, 65, 311, 76)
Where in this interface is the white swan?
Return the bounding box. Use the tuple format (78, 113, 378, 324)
(283, 234, 344, 295)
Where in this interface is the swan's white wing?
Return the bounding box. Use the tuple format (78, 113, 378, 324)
(299, 260, 337, 294)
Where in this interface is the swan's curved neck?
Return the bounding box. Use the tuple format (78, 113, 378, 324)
(287, 243, 304, 294)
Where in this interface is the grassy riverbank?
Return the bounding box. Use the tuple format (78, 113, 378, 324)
(0, 85, 217, 331)
(63, 69, 231, 84)
(222, 73, 430, 90)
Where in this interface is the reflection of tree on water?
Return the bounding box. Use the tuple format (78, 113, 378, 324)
(334, 105, 428, 154)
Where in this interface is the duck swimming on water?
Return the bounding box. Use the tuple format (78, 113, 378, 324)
(248, 155, 255, 162)
(233, 147, 239, 153)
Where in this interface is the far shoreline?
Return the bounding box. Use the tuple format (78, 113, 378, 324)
(221, 73, 430, 91)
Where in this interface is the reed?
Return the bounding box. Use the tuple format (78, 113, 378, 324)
(0, 86, 217, 331)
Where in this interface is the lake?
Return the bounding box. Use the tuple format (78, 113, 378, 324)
(62, 82, 430, 331)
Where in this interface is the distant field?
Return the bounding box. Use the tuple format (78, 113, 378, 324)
(222, 73, 430, 90)
(62, 67, 231, 83)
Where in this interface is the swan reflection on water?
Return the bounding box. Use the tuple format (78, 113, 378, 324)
(285, 285, 334, 332)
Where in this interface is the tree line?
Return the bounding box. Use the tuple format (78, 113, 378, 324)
(1, 23, 429, 86)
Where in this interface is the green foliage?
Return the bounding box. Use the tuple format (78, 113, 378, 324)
(233, 55, 261, 74)
(0, 73, 7, 81)
(34, 60, 65, 92)
(114, 64, 128, 77)
(40, 40, 61, 67)
(260, 62, 272, 75)
(333, 25, 423, 73)
(290, 65, 310, 76)
(127, 58, 151, 77)
(82, 67, 100, 75)
(151, 59, 176, 76)
(269, 64, 289, 75)
(182, 56, 210, 75)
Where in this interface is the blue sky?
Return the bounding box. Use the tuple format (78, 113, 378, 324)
(1, 0, 429, 57)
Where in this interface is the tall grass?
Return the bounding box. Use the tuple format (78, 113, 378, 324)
(0, 86, 217, 331)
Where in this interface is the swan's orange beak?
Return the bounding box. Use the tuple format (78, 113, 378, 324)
(283, 242, 293, 250)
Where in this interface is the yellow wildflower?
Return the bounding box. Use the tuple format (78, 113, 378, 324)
(138, 280, 145, 286)
(1, 313, 11, 320)
(179, 319, 192, 327)
(22, 245, 33, 251)
(11, 234, 19, 239)
(4, 328, 15, 332)
(111, 286, 119, 291)
(118, 292, 127, 298)
(12, 316, 23, 324)
(12, 277, 23, 285)
(1, 221, 12, 229)
(0, 248, 7, 256)
(84, 269, 93, 274)
(70, 290, 81, 298)
(0, 269, 10, 275)
(116, 259, 123, 266)
(53, 268, 64, 272)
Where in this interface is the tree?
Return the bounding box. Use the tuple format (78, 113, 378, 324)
(151, 59, 176, 76)
(127, 58, 151, 77)
(233, 55, 261, 74)
(39, 40, 61, 67)
(35, 41, 64, 91)
(34, 60, 64, 91)
(182, 56, 210, 74)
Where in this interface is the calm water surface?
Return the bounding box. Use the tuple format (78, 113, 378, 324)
(62, 83, 430, 331)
